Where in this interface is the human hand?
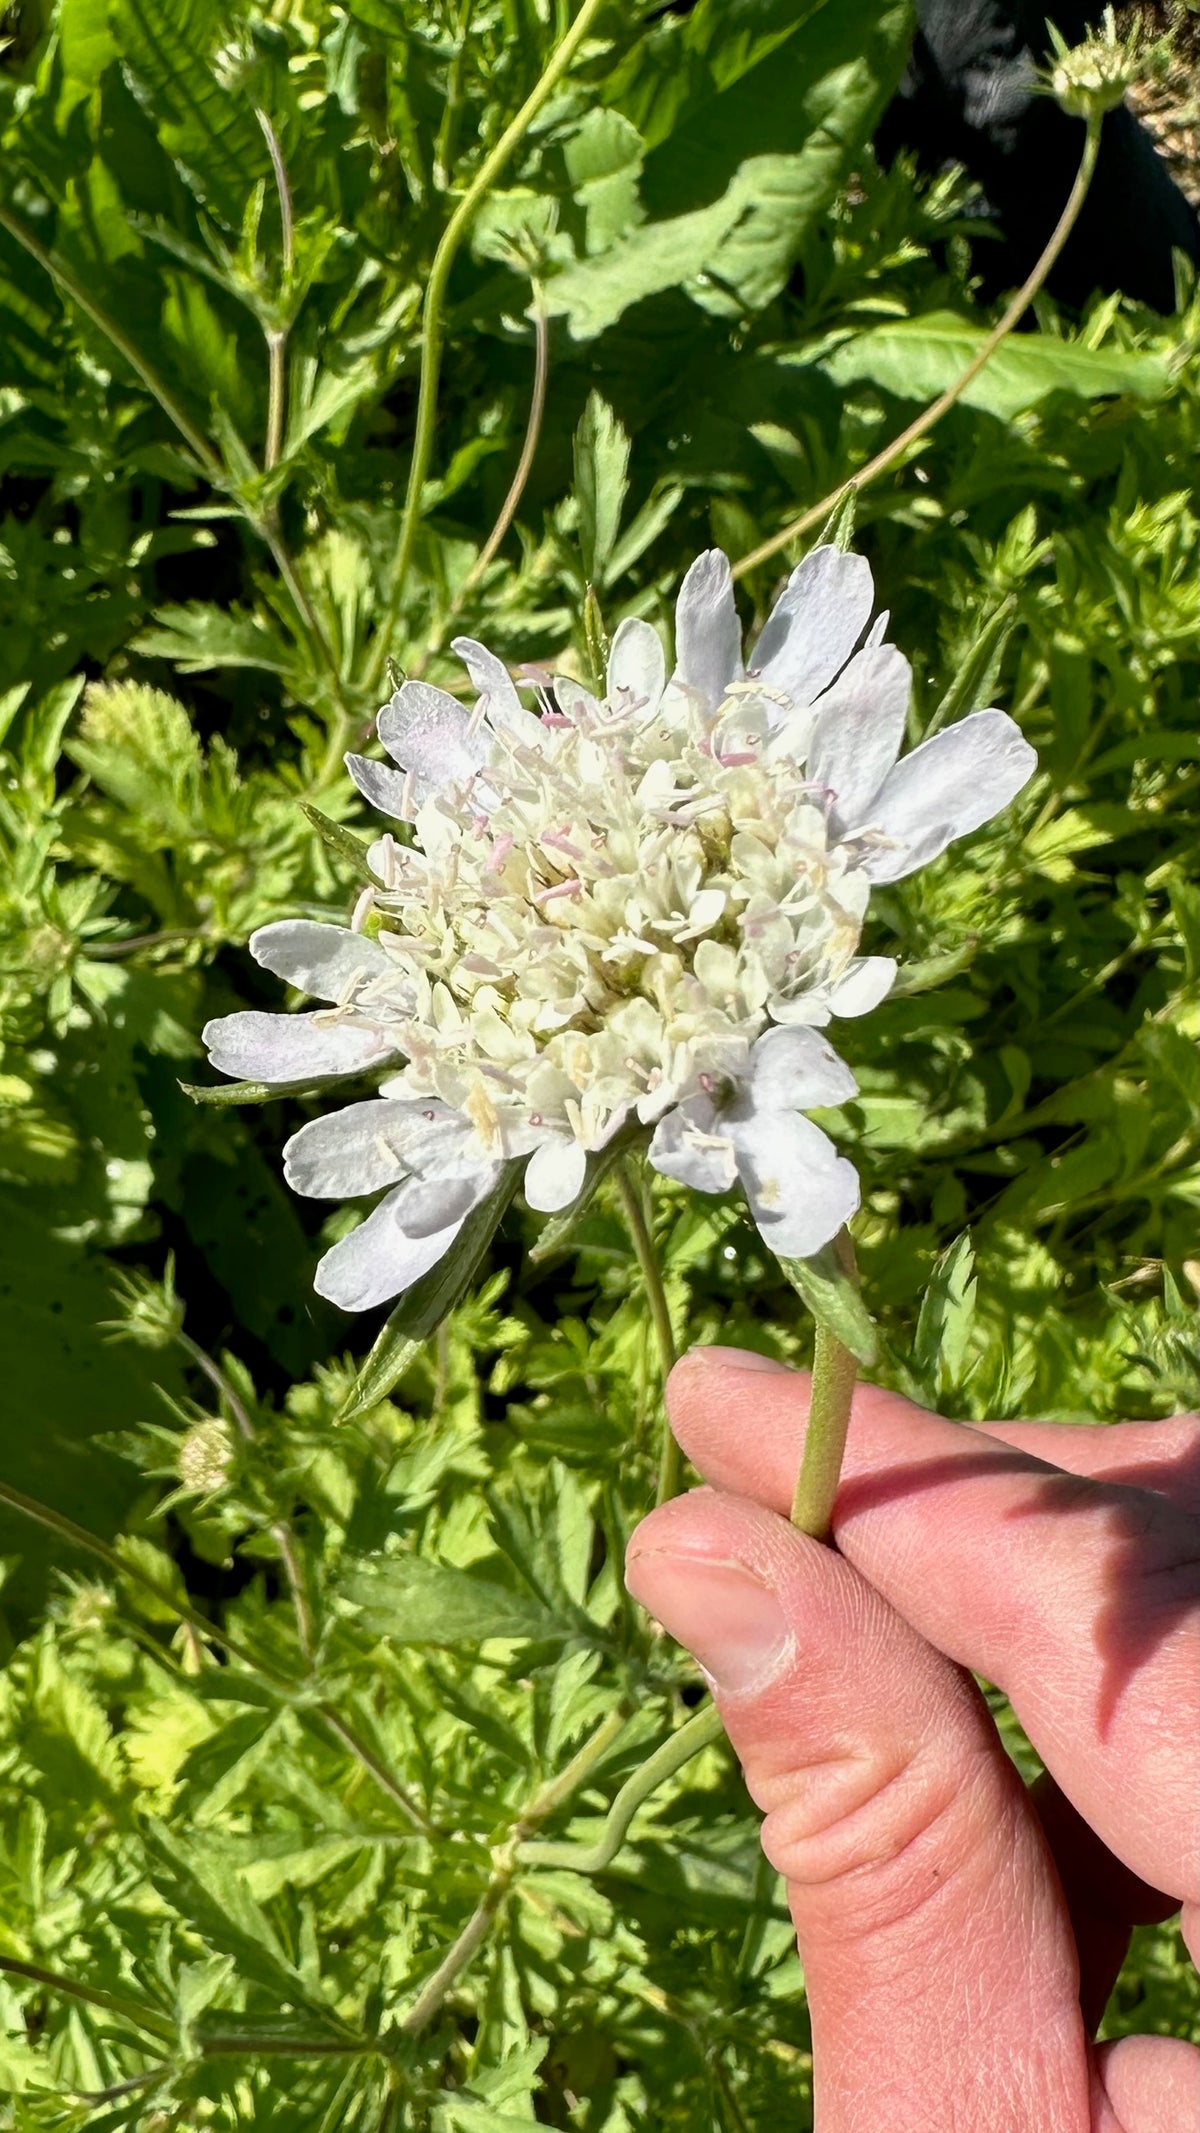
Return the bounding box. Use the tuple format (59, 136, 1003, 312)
(625, 1350, 1200, 2131)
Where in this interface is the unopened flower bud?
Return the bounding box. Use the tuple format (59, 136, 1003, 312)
(177, 1419, 233, 1495)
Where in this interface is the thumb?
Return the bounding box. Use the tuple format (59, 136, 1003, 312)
(626, 1488, 1091, 2133)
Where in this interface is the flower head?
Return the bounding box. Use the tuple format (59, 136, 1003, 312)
(204, 547, 1036, 1308)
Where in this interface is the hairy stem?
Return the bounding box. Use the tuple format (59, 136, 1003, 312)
(732, 115, 1103, 583)
(365, 0, 610, 694)
(616, 1161, 681, 1504)
(790, 1230, 861, 1542)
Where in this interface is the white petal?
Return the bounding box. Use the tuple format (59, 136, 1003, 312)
(827, 957, 897, 1017)
(748, 1026, 858, 1112)
(862, 710, 1037, 883)
(524, 1136, 588, 1213)
(313, 1178, 469, 1312)
(607, 617, 665, 712)
(750, 546, 874, 705)
(555, 675, 601, 722)
(451, 636, 538, 738)
(394, 1169, 492, 1238)
(806, 644, 912, 826)
(203, 1011, 396, 1083)
(249, 920, 392, 1003)
(730, 1109, 860, 1260)
(283, 1099, 413, 1199)
(648, 1100, 737, 1194)
(345, 752, 413, 821)
(672, 550, 742, 713)
(377, 681, 490, 800)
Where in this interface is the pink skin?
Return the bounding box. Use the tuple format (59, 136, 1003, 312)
(625, 1351, 1200, 2133)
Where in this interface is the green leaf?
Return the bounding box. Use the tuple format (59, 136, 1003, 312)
(573, 393, 630, 587)
(817, 311, 1172, 420)
(777, 1242, 878, 1366)
(340, 1556, 562, 1646)
(114, 0, 269, 226)
(338, 1164, 523, 1421)
(913, 1232, 978, 1389)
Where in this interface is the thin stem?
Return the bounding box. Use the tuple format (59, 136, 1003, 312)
(461, 286, 549, 594)
(255, 106, 295, 278)
(399, 1702, 632, 2033)
(517, 1702, 724, 1875)
(264, 331, 287, 472)
(732, 116, 1103, 583)
(0, 1955, 175, 2043)
(789, 1230, 860, 1542)
(0, 201, 222, 477)
(0, 1475, 432, 1835)
(364, 0, 611, 695)
(400, 1881, 509, 2035)
(74, 2068, 171, 2106)
(316, 1706, 437, 1838)
(616, 1161, 681, 1504)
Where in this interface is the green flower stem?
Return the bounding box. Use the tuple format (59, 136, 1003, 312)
(615, 1161, 681, 1504)
(789, 1228, 862, 1541)
(0, 1475, 434, 1838)
(399, 1703, 631, 2034)
(364, 0, 611, 695)
(733, 114, 1103, 584)
(516, 1702, 724, 1875)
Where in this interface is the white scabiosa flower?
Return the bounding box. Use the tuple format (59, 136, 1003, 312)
(204, 547, 1036, 1309)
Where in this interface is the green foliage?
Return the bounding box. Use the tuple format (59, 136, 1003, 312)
(1, 0, 1197, 2123)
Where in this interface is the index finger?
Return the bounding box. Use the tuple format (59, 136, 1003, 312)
(666, 1352, 1200, 1905)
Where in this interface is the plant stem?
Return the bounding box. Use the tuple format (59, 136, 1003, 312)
(616, 1160, 681, 1504)
(0, 202, 222, 477)
(789, 1230, 861, 1542)
(460, 285, 549, 595)
(0, 1955, 176, 2043)
(732, 115, 1103, 583)
(517, 1702, 724, 1874)
(364, 0, 611, 695)
(0, 1475, 432, 1836)
(399, 1702, 631, 2033)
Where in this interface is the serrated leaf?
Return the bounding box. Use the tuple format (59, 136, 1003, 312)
(777, 1242, 878, 1366)
(913, 1232, 977, 1388)
(337, 1163, 522, 1420)
(340, 1556, 562, 1646)
(573, 393, 629, 587)
(818, 311, 1171, 419)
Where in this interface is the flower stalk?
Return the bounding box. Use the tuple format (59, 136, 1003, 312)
(616, 1161, 682, 1503)
(790, 1229, 861, 1540)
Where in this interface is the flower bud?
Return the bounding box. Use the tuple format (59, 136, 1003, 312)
(177, 1418, 234, 1495)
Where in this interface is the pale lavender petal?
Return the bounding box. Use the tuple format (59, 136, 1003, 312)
(648, 1098, 737, 1194)
(607, 617, 665, 713)
(827, 957, 897, 1017)
(862, 710, 1037, 883)
(203, 1011, 397, 1083)
(313, 1178, 469, 1312)
(283, 1099, 413, 1199)
(524, 1136, 587, 1213)
(345, 752, 413, 821)
(249, 920, 393, 1003)
(377, 680, 490, 800)
(729, 1109, 860, 1260)
(750, 546, 874, 705)
(673, 550, 742, 713)
(748, 1026, 858, 1112)
(807, 644, 912, 826)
